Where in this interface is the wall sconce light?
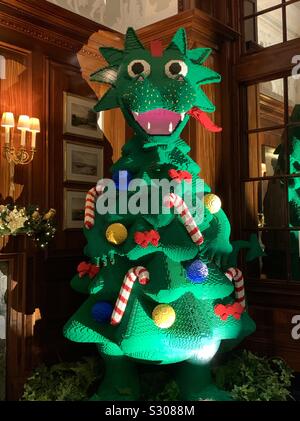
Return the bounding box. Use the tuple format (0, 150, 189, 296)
(1, 112, 40, 165)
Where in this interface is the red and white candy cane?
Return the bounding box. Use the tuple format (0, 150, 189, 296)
(165, 193, 204, 246)
(111, 266, 149, 326)
(84, 182, 105, 229)
(225, 268, 246, 308)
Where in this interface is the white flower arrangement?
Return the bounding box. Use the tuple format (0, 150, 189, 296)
(0, 204, 56, 247)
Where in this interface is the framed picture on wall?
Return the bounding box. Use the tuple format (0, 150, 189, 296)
(64, 140, 103, 183)
(63, 188, 87, 230)
(63, 92, 103, 139)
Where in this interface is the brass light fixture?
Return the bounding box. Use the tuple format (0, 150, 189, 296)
(1, 112, 40, 165)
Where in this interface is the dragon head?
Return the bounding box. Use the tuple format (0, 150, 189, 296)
(91, 27, 221, 145)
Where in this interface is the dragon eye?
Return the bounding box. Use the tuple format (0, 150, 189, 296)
(165, 60, 188, 79)
(128, 60, 151, 78)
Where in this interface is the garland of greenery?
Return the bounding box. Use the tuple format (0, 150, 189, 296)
(0, 204, 56, 248)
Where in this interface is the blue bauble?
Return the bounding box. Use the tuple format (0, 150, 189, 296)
(91, 301, 113, 323)
(186, 260, 208, 283)
(112, 170, 133, 191)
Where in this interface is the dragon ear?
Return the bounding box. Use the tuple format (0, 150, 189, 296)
(94, 88, 119, 112)
(166, 28, 187, 54)
(90, 66, 119, 87)
(194, 88, 216, 113)
(99, 47, 124, 66)
(125, 27, 145, 52)
(187, 48, 212, 64)
(196, 67, 221, 85)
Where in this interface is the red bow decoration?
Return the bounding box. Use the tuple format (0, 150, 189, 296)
(187, 107, 222, 133)
(134, 230, 160, 248)
(168, 169, 192, 184)
(77, 262, 100, 279)
(214, 302, 244, 321)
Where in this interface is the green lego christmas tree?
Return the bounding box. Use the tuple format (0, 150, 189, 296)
(63, 28, 258, 401)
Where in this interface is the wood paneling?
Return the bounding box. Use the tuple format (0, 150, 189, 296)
(77, 30, 125, 162)
(229, 1, 300, 371)
(0, 0, 122, 400)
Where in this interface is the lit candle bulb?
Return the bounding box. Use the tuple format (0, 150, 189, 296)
(29, 118, 40, 149)
(1, 112, 15, 145)
(17, 115, 30, 147)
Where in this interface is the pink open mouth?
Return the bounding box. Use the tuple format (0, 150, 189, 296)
(132, 108, 185, 135)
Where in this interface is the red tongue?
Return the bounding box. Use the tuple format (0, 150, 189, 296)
(187, 107, 222, 133)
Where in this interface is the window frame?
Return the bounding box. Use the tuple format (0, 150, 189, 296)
(235, 0, 300, 286)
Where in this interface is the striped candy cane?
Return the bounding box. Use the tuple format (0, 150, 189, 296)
(225, 267, 246, 308)
(165, 193, 204, 246)
(111, 266, 150, 326)
(84, 182, 105, 229)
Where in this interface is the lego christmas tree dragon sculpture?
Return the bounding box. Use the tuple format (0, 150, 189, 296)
(64, 28, 261, 401)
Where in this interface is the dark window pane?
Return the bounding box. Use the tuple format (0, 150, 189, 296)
(244, 0, 257, 16)
(287, 125, 300, 175)
(288, 176, 300, 228)
(243, 180, 287, 228)
(290, 229, 300, 281)
(245, 230, 289, 280)
(248, 129, 285, 177)
(248, 79, 284, 130)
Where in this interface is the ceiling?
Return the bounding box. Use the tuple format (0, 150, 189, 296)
(46, 0, 178, 33)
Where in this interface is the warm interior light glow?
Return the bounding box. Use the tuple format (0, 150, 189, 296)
(29, 117, 40, 148)
(17, 115, 30, 130)
(191, 341, 220, 363)
(17, 115, 30, 147)
(1, 112, 15, 127)
(29, 117, 40, 133)
(1, 112, 15, 144)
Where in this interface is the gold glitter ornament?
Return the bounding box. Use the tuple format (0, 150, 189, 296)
(152, 304, 176, 329)
(43, 208, 56, 220)
(204, 194, 222, 214)
(106, 223, 128, 245)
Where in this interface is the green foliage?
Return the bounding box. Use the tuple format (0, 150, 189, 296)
(140, 370, 180, 401)
(21, 357, 102, 401)
(22, 351, 293, 401)
(213, 350, 294, 401)
(0, 204, 56, 248)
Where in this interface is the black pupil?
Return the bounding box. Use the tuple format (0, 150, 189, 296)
(132, 62, 145, 75)
(169, 62, 182, 75)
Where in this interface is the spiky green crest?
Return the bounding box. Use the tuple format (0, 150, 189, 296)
(166, 27, 187, 54)
(92, 27, 221, 116)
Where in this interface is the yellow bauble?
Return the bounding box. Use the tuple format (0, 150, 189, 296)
(152, 304, 176, 329)
(204, 194, 222, 214)
(106, 223, 128, 245)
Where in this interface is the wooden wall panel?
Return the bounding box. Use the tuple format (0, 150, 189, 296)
(0, 0, 122, 400)
(0, 42, 32, 205)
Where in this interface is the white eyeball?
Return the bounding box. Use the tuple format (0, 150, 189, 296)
(165, 60, 188, 79)
(128, 60, 151, 78)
